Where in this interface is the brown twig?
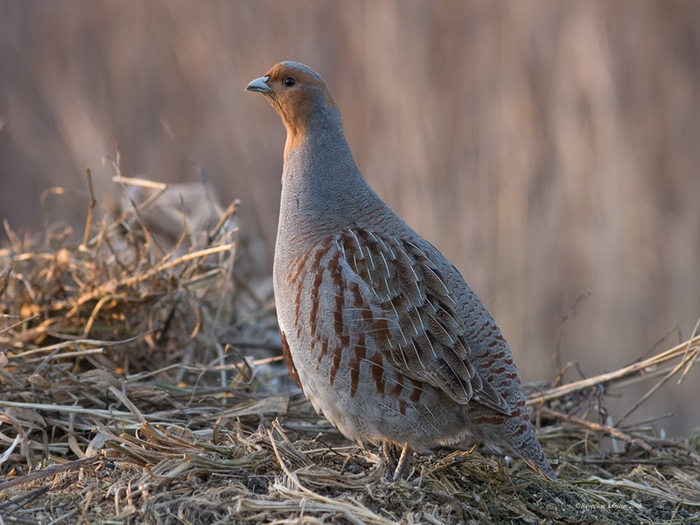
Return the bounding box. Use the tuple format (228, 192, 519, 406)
(529, 334, 700, 406)
(81, 167, 97, 249)
(539, 406, 655, 453)
(0, 455, 101, 492)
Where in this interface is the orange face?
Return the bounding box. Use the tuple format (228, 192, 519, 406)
(247, 62, 337, 154)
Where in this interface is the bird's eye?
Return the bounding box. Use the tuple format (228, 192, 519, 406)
(283, 77, 297, 87)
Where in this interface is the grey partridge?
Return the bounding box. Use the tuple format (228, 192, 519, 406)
(246, 61, 556, 481)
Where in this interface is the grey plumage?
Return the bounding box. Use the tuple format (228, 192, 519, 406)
(247, 61, 556, 481)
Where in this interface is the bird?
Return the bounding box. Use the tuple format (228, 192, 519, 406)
(246, 61, 556, 481)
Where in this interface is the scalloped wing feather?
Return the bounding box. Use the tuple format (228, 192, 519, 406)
(289, 227, 511, 416)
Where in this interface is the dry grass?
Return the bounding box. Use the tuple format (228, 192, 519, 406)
(1, 179, 699, 524)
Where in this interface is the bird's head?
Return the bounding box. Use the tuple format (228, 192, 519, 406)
(246, 61, 338, 155)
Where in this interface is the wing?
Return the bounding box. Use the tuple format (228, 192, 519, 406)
(287, 227, 511, 415)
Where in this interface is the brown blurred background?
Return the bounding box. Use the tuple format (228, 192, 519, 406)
(1, 1, 699, 436)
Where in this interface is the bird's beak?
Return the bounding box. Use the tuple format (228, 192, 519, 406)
(246, 76, 272, 93)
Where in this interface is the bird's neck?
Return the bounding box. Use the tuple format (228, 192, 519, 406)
(282, 105, 350, 167)
(278, 109, 379, 240)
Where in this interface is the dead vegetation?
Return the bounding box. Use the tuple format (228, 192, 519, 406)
(1, 176, 699, 524)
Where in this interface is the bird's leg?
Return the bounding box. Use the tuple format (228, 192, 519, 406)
(392, 444, 414, 480)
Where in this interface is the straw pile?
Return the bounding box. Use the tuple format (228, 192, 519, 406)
(1, 175, 699, 524)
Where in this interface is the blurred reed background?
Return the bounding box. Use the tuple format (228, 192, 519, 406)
(1, 1, 699, 436)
